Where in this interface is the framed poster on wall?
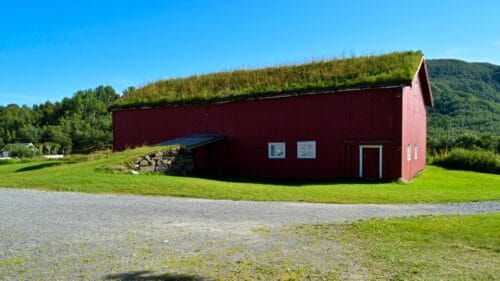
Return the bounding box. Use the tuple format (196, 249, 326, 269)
(268, 142, 285, 159)
(297, 141, 316, 159)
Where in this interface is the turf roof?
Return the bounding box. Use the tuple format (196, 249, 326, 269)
(112, 51, 423, 110)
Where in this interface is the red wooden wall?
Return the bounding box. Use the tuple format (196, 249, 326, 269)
(113, 87, 414, 180)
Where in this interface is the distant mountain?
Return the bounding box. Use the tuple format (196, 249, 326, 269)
(426, 59, 500, 137)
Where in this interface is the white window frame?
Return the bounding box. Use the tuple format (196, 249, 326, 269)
(297, 141, 316, 159)
(414, 144, 418, 160)
(407, 144, 411, 161)
(359, 145, 383, 179)
(268, 142, 286, 159)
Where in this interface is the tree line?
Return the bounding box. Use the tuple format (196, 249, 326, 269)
(0, 86, 119, 154)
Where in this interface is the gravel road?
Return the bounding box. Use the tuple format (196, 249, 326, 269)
(1, 188, 499, 280)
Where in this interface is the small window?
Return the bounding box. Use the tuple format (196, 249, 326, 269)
(268, 142, 285, 159)
(414, 144, 418, 160)
(297, 141, 316, 159)
(407, 144, 411, 161)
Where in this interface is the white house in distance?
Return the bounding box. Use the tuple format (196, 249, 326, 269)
(1, 143, 35, 158)
(1, 143, 65, 159)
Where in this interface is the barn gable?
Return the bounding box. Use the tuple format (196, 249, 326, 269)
(415, 57, 433, 106)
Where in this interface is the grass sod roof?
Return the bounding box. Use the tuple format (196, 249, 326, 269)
(112, 51, 423, 110)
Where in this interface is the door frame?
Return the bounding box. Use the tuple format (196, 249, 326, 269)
(359, 145, 383, 179)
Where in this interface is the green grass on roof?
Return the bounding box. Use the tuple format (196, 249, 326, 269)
(112, 51, 423, 109)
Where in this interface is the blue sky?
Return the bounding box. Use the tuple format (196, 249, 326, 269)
(1, 0, 499, 106)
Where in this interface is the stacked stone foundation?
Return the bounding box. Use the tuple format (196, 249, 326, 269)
(133, 147, 194, 175)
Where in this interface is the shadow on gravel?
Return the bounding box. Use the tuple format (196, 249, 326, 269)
(15, 162, 64, 172)
(104, 270, 208, 281)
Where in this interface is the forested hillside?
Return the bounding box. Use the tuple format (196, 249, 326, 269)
(426, 59, 499, 152)
(0, 59, 498, 155)
(427, 59, 499, 136)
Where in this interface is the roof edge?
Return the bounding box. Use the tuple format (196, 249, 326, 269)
(415, 57, 434, 107)
(110, 84, 409, 112)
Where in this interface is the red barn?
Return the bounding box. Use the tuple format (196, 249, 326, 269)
(112, 51, 433, 181)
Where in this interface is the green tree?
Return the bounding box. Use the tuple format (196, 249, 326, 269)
(42, 126, 72, 154)
(17, 125, 42, 143)
(58, 86, 116, 152)
(95, 85, 120, 108)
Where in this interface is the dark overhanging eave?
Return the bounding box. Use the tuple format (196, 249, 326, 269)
(414, 57, 434, 107)
(421, 61, 434, 107)
(154, 134, 225, 149)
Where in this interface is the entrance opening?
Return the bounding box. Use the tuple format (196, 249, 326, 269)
(359, 145, 383, 179)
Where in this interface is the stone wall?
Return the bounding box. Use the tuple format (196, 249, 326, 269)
(133, 147, 194, 175)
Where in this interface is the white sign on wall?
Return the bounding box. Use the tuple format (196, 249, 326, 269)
(297, 141, 316, 159)
(268, 142, 286, 159)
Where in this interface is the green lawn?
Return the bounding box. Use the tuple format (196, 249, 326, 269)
(327, 213, 500, 280)
(0, 146, 499, 203)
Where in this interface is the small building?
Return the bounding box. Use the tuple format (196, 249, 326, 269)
(112, 51, 433, 181)
(1, 143, 35, 158)
(1, 149, 8, 158)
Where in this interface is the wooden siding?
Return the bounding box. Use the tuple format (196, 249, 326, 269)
(113, 87, 405, 180)
(401, 66, 428, 181)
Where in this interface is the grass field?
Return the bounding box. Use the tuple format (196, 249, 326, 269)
(291, 213, 500, 280)
(0, 147, 499, 203)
